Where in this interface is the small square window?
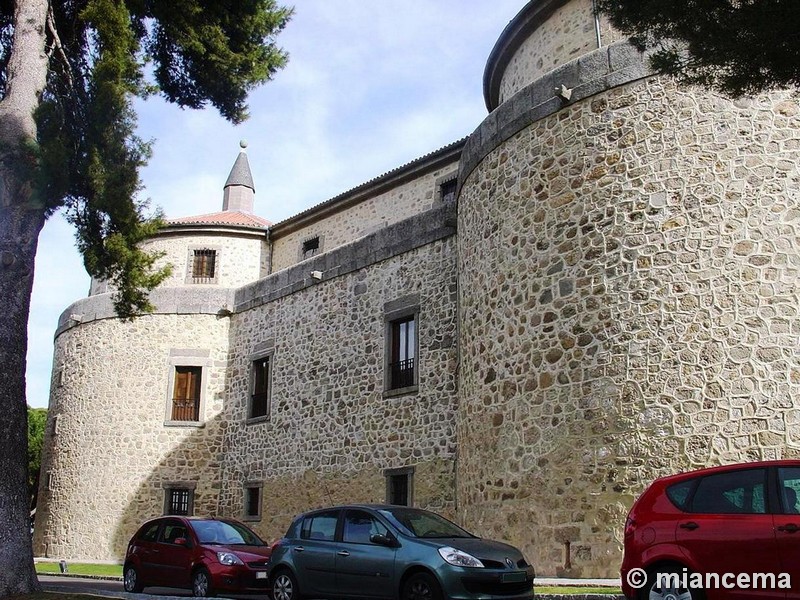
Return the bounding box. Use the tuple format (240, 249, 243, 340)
(385, 467, 414, 506)
(192, 249, 216, 282)
(302, 237, 320, 260)
(244, 485, 262, 520)
(172, 366, 202, 422)
(439, 178, 457, 204)
(249, 356, 271, 420)
(165, 488, 194, 516)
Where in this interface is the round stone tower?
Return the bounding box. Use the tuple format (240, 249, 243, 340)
(456, 0, 800, 577)
(33, 146, 270, 560)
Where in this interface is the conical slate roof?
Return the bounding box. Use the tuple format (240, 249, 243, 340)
(224, 150, 255, 192)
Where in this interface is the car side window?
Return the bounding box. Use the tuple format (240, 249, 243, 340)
(690, 468, 767, 514)
(777, 467, 800, 514)
(300, 511, 339, 541)
(139, 522, 160, 542)
(342, 510, 390, 545)
(666, 480, 695, 510)
(158, 521, 188, 544)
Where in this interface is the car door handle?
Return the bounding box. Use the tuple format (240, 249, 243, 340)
(337, 550, 350, 557)
(679, 522, 699, 530)
(293, 546, 304, 552)
(778, 523, 800, 533)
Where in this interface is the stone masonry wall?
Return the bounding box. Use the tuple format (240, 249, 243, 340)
(270, 160, 458, 272)
(218, 236, 459, 543)
(34, 314, 230, 561)
(457, 78, 800, 577)
(498, 0, 626, 106)
(89, 231, 267, 295)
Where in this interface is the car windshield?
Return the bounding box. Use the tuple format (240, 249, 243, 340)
(192, 520, 265, 546)
(378, 508, 475, 539)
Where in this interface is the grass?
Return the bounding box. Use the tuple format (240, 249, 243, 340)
(10, 595, 117, 600)
(35, 562, 122, 577)
(538, 586, 623, 594)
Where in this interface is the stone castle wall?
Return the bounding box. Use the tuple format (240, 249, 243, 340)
(269, 160, 458, 272)
(34, 314, 231, 560)
(457, 69, 800, 576)
(218, 235, 459, 542)
(88, 231, 267, 295)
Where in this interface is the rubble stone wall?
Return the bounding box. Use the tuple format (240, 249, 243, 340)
(457, 73, 800, 576)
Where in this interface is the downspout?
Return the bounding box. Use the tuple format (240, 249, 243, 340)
(592, 0, 602, 48)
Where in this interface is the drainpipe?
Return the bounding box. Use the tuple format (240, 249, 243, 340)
(592, 0, 602, 48)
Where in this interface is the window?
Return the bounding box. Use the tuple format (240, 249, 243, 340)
(165, 487, 194, 516)
(342, 510, 389, 544)
(139, 522, 161, 542)
(778, 467, 800, 514)
(249, 356, 271, 420)
(385, 466, 414, 506)
(171, 366, 201, 421)
(244, 484, 262, 520)
(158, 521, 188, 544)
(191, 249, 216, 282)
(439, 178, 457, 203)
(388, 315, 416, 390)
(300, 511, 339, 541)
(690, 469, 766, 514)
(302, 237, 320, 260)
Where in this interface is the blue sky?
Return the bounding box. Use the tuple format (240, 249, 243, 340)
(26, 1, 525, 408)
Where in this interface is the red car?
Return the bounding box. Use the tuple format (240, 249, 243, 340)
(123, 516, 272, 597)
(622, 460, 800, 600)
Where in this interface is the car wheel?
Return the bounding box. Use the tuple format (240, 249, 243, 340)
(402, 572, 443, 600)
(272, 569, 299, 600)
(192, 567, 215, 598)
(640, 567, 703, 600)
(123, 564, 144, 593)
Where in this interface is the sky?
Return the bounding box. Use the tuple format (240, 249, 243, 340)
(26, 0, 526, 409)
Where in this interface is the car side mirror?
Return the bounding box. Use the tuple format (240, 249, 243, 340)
(370, 533, 396, 547)
(174, 537, 188, 546)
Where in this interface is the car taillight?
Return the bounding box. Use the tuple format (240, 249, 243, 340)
(624, 516, 636, 539)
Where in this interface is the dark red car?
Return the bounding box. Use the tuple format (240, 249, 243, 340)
(622, 460, 800, 600)
(123, 516, 272, 597)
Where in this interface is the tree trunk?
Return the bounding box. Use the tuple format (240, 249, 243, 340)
(0, 204, 45, 598)
(0, 0, 50, 596)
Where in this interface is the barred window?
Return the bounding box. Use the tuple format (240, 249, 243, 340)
(302, 237, 320, 260)
(439, 178, 457, 204)
(192, 249, 216, 282)
(165, 488, 193, 516)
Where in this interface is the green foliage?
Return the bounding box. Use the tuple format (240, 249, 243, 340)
(595, 0, 800, 97)
(27, 407, 47, 510)
(0, 0, 292, 318)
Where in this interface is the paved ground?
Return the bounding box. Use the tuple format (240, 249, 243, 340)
(38, 573, 626, 600)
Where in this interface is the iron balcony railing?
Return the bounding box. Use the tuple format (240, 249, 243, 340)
(171, 398, 200, 421)
(389, 358, 415, 389)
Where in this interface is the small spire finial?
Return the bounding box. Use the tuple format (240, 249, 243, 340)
(239, 139, 248, 151)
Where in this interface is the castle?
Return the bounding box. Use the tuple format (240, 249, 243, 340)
(34, 0, 800, 577)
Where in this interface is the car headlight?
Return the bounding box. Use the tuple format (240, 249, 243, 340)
(438, 546, 484, 568)
(217, 551, 244, 566)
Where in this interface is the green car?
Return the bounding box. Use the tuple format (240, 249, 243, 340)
(267, 504, 534, 600)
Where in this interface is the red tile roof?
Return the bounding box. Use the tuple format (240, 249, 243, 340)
(167, 210, 272, 228)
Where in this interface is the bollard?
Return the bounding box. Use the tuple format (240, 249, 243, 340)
(59, 560, 68, 573)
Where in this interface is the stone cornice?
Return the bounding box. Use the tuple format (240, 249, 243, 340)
(462, 42, 652, 197)
(483, 0, 572, 112)
(55, 203, 457, 336)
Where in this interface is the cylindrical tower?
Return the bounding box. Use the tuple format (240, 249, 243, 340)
(456, 0, 800, 577)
